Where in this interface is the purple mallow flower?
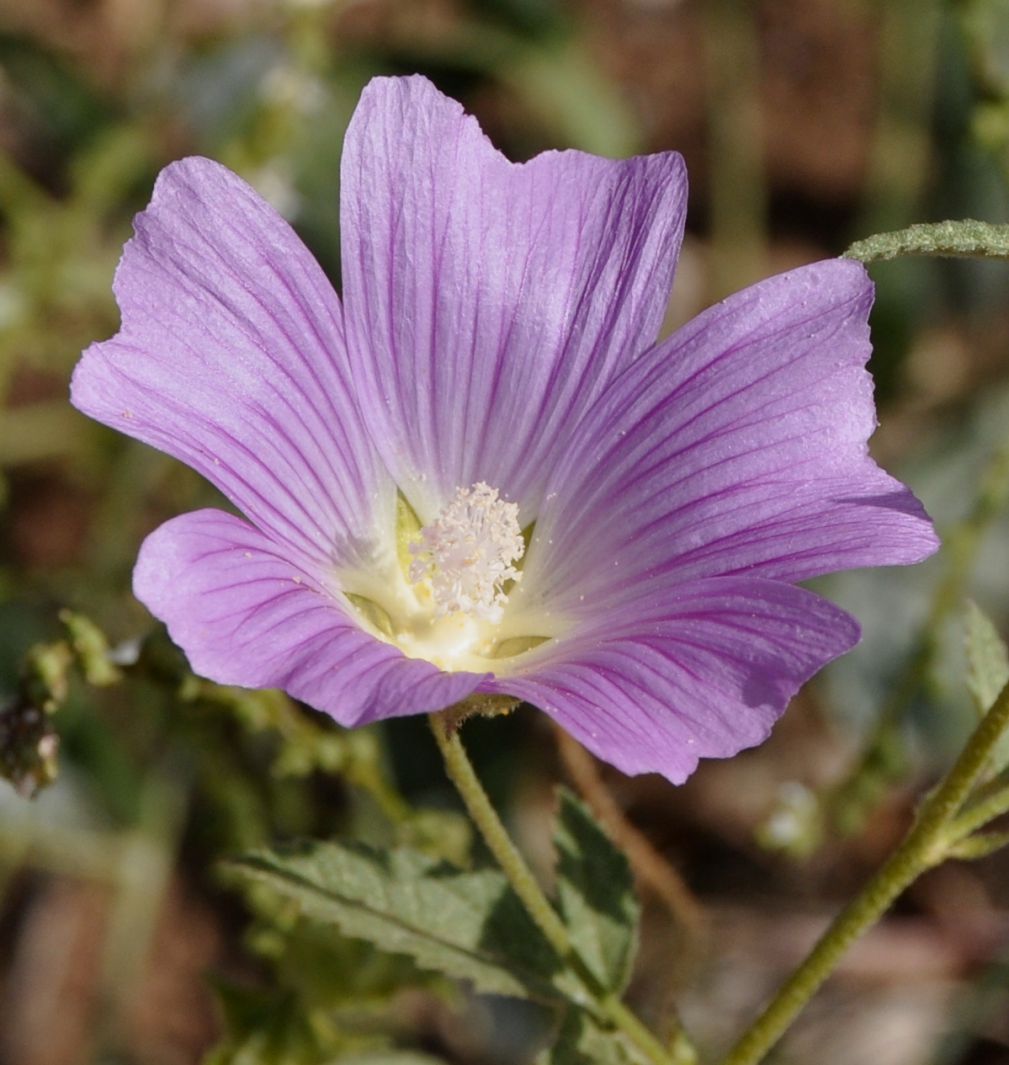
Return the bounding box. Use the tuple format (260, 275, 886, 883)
(72, 75, 938, 783)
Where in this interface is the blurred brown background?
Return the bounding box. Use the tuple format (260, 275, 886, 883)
(2, 2, 1009, 1064)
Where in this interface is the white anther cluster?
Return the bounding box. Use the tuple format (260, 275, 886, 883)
(409, 483, 524, 622)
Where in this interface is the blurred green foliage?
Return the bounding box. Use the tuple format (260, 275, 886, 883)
(4, 1, 1009, 1063)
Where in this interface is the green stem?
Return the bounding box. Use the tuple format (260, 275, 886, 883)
(845, 220, 1009, 263)
(947, 782, 1009, 842)
(429, 709, 571, 956)
(428, 710, 679, 1065)
(721, 679, 1009, 1065)
(946, 830, 1009, 862)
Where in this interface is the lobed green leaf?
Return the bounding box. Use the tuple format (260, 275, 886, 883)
(965, 600, 1009, 714)
(228, 840, 568, 1004)
(964, 600, 1009, 775)
(554, 788, 640, 994)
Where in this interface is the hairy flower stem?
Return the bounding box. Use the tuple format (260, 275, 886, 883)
(429, 709, 682, 1065)
(845, 219, 1009, 262)
(721, 679, 1009, 1065)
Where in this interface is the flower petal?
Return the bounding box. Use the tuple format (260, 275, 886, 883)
(72, 157, 385, 569)
(522, 259, 938, 616)
(486, 577, 859, 782)
(135, 509, 486, 726)
(339, 74, 687, 519)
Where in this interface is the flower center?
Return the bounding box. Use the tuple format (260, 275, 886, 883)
(408, 482, 524, 624)
(342, 482, 553, 672)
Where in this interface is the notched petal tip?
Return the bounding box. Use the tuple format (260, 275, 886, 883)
(353, 73, 493, 161)
(341, 73, 691, 510)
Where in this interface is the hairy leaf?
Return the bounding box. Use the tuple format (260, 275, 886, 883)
(229, 841, 567, 1003)
(554, 788, 639, 993)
